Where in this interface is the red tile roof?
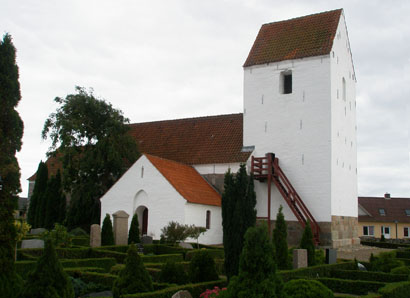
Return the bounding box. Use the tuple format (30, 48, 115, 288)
(243, 9, 342, 67)
(358, 196, 410, 223)
(29, 113, 250, 181)
(128, 113, 250, 165)
(146, 154, 221, 206)
(28, 153, 63, 181)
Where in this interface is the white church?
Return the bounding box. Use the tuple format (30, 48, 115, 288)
(35, 9, 360, 247)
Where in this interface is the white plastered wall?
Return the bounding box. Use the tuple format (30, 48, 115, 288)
(243, 55, 332, 222)
(194, 163, 241, 175)
(100, 155, 223, 244)
(330, 12, 358, 217)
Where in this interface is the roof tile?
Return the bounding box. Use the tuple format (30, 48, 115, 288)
(358, 196, 410, 223)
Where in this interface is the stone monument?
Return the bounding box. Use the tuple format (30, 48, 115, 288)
(113, 210, 129, 245)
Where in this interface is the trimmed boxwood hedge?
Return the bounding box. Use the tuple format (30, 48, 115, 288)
(143, 244, 186, 256)
(331, 270, 408, 283)
(63, 267, 106, 274)
(361, 241, 410, 249)
(279, 261, 355, 282)
(317, 277, 386, 295)
(67, 271, 118, 287)
(378, 281, 410, 298)
(122, 279, 227, 298)
(395, 258, 410, 266)
(141, 253, 183, 263)
(185, 249, 224, 261)
(71, 236, 89, 247)
(61, 258, 117, 272)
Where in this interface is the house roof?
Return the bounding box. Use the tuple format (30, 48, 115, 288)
(28, 113, 250, 181)
(358, 196, 410, 223)
(243, 9, 342, 67)
(146, 154, 221, 206)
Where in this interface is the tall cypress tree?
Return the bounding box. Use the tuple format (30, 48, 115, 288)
(44, 171, 64, 229)
(101, 214, 114, 246)
(128, 213, 140, 244)
(222, 164, 256, 280)
(27, 161, 48, 228)
(0, 33, 24, 296)
(300, 220, 316, 266)
(273, 205, 290, 270)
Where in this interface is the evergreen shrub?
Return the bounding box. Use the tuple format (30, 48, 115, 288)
(370, 252, 403, 273)
(112, 244, 153, 298)
(283, 279, 334, 298)
(185, 249, 224, 261)
(273, 205, 290, 270)
(378, 281, 410, 298)
(189, 250, 219, 283)
(331, 269, 408, 282)
(20, 240, 75, 298)
(390, 266, 410, 275)
(316, 277, 386, 295)
(159, 261, 189, 285)
(300, 221, 316, 266)
(128, 213, 140, 244)
(101, 214, 114, 246)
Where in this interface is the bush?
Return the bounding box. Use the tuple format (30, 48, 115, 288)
(390, 266, 410, 275)
(141, 253, 183, 263)
(370, 252, 403, 273)
(20, 239, 75, 298)
(101, 214, 114, 246)
(185, 249, 224, 261)
(160, 221, 191, 245)
(378, 281, 410, 298)
(42, 224, 72, 248)
(317, 277, 386, 295)
(61, 258, 117, 273)
(273, 205, 290, 270)
(223, 224, 282, 298)
(189, 250, 219, 283)
(128, 213, 140, 244)
(71, 236, 89, 247)
(279, 262, 355, 282)
(112, 244, 153, 298)
(300, 221, 316, 266)
(159, 261, 189, 285)
(283, 279, 334, 298)
(331, 270, 408, 283)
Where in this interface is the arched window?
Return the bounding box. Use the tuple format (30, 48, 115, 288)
(206, 210, 211, 229)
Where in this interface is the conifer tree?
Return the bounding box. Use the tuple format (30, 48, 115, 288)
(101, 214, 114, 245)
(27, 161, 48, 228)
(223, 224, 283, 298)
(0, 33, 24, 297)
(222, 164, 256, 280)
(20, 239, 74, 298)
(128, 213, 140, 244)
(44, 171, 64, 229)
(300, 220, 316, 266)
(273, 205, 290, 270)
(112, 244, 153, 297)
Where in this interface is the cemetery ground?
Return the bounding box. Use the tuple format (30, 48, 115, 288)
(15, 227, 410, 298)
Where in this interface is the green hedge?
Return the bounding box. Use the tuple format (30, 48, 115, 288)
(279, 261, 355, 282)
(67, 271, 118, 287)
(379, 281, 410, 298)
(317, 277, 386, 295)
(395, 258, 410, 266)
(98, 245, 130, 253)
(61, 258, 117, 272)
(141, 254, 183, 263)
(122, 279, 227, 298)
(15, 261, 37, 279)
(331, 270, 408, 283)
(63, 267, 106, 274)
(143, 244, 186, 256)
(71, 236, 89, 247)
(361, 241, 410, 249)
(147, 268, 161, 282)
(185, 249, 224, 261)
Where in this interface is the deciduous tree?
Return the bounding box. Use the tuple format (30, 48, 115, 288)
(42, 87, 139, 231)
(0, 33, 24, 297)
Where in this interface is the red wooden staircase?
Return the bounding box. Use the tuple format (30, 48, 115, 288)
(251, 153, 320, 245)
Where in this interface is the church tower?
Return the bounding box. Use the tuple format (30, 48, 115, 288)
(243, 9, 359, 247)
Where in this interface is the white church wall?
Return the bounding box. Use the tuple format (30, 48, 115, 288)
(100, 155, 186, 240)
(330, 12, 358, 217)
(194, 163, 241, 175)
(184, 203, 223, 245)
(243, 55, 332, 222)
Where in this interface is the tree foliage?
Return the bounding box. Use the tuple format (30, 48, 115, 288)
(161, 221, 191, 245)
(221, 164, 256, 280)
(0, 33, 24, 297)
(101, 214, 114, 246)
(42, 87, 139, 231)
(222, 224, 283, 298)
(300, 221, 316, 266)
(20, 239, 74, 298)
(44, 171, 65, 229)
(273, 205, 290, 270)
(283, 279, 334, 298)
(159, 261, 189, 285)
(112, 244, 153, 298)
(189, 250, 219, 283)
(128, 213, 140, 244)
(27, 161, 48, 228)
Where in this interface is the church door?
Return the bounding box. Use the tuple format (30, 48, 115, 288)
(142, 208, 148, 235)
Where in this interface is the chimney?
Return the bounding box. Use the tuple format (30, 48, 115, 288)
(384, 193, 391, 199)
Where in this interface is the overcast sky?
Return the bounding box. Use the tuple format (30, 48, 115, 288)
(2, 0, 409, 198)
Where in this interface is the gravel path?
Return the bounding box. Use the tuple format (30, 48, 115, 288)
(336, 245, 394, 262)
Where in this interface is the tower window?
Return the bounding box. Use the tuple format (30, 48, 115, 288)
(280, 71, 292, 94)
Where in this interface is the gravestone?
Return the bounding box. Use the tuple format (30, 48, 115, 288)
(325, 248, 337, 264)
(30, 228, 47, 235)
(293, 249, 308, 269)
(179, 242, 193, 249)
(90, 224, 101, 247)
(141, 235, 153, 245)
(21, 239, 44, 249)
(172, 290, 192, 298)
(113, 210, 129, 245)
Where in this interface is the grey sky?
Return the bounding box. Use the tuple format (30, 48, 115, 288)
(2, 0, 409, 198)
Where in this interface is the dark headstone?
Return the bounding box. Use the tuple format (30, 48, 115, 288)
(30, 228, 47, 235)
(325, 248, 337, 264)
